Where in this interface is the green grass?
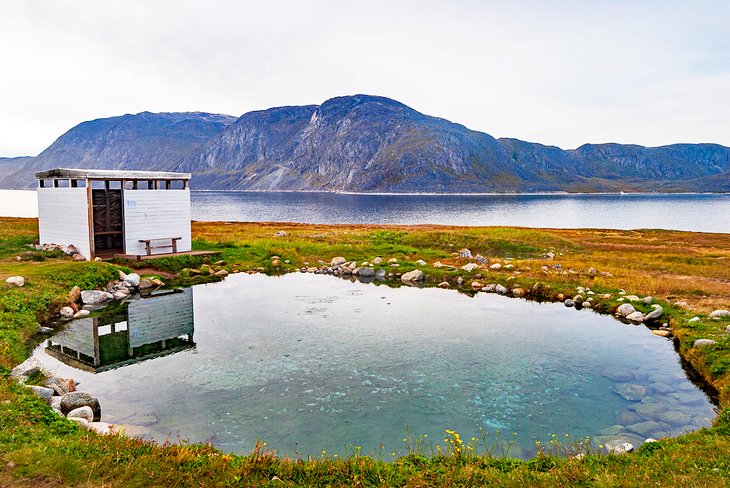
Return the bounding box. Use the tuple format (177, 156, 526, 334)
(0, 217, 729, 486)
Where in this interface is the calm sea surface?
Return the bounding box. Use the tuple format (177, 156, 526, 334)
(34, 273, 715, 458)
(1, 190, 728, 232)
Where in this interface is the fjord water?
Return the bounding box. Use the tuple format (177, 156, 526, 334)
(1, 190, 729, 232)
(33, 273, 715, 458)
(190, 192, 730, 232)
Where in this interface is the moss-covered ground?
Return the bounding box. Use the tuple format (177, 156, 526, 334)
(0, 217, 728, 486)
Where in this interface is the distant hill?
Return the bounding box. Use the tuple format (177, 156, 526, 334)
(2, 95, 728, 192)
(3, 112, 236, 188)
(0, 156, 34, 188)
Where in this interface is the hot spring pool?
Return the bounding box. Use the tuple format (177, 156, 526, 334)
(33, 273, 716, 458)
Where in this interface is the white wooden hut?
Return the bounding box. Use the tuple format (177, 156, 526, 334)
(35, 168, 192, 260)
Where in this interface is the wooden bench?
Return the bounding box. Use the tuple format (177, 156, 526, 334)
(138, 237, 181, 256)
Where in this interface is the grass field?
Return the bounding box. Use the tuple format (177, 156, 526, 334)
(0, 217, 728, 486)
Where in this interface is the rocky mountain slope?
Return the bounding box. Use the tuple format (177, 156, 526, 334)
(178, 95, 543, 192)
(2, 96, 728, 192)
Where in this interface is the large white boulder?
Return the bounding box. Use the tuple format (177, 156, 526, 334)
(625, 311, 645, 322)
(616, 303, 636, 317)
(643, 305, 663, 321)
(10, 357, 45, 381)
(80, 290, 113, 305)
(123, 273, 141, 287)
(401, 269, 424, 282)
(59, 306, 75, 319)
(67, 406, 94, 423)
(6, 276, 24, 287)
(331, 257, 347, 267)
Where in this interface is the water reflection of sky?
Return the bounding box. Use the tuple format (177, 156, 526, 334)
(34, 273, 716, 458)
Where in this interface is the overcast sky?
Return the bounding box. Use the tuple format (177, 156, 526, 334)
(1, 0, 728, 156)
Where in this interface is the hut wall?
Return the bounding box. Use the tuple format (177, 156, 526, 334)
(37, 187, 92, 259)
(122, 189, 192, 256)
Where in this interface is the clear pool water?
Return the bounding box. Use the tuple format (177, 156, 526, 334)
(34, 273, 716, 458)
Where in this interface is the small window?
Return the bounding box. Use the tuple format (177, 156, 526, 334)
(71, 179, 87, 188)
(55, 179, 70, 188)
(91, 180, 105, 189)
(108, 180, 121, 190)
(124, 181, 135, 190)
(38, 179, 46, 188)
(146, 180, 154, 190)
(170, 180, 185, 189)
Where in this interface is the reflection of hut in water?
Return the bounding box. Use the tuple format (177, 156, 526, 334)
(45, 288, 195, 372)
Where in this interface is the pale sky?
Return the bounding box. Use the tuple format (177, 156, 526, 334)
(1, 0, 728, 156)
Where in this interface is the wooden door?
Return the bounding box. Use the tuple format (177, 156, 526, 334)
(92, 189, 124, 252)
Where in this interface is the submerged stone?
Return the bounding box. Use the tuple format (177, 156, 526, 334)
(601, 366, 635, 382)
(662, 410, 692, 426)
(626, 420, 663, 437)
(615, 383, 646, 402)
(649, 382, 674, 394)
(632, 402, 665, 418)
(597, 424, 625, 436)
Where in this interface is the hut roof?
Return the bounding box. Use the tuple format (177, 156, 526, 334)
(35, 168, 191, 180)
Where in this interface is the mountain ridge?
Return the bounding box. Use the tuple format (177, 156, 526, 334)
(2, 95, 728, 192)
